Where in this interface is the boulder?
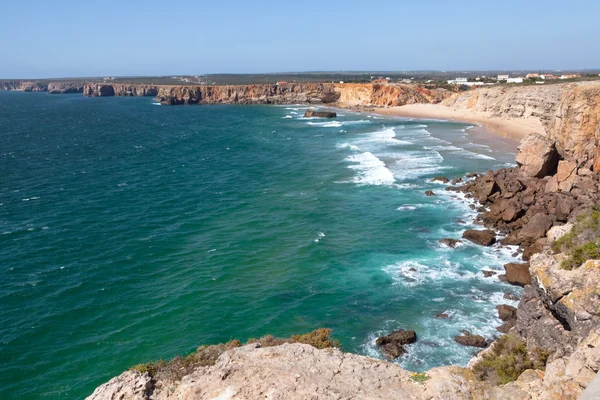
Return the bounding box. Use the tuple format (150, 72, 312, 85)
(520, 213, 554, 241)
(497, 304, 518, 321)
(376, 329, 416, 359)
(503, 262, 532, 286)
(556, 160, 578, 183)
(462, 229, 496, 246)
(515, 134, 559, 178)
(501, 200, 523, 222)
(424, 190, 435, 196)
(439, 238, 462, 248)
(547, 223, 574, 242)
(496, 320, 516, 333)
(454, 331, 487, 348)
(303, 109, 336, 118)
(482, 270, 497, 278)
(435, 313, 449, 319)
(523, 238, 547, 261)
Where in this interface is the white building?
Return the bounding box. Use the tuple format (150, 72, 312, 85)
(506, 77, 524, 83)
(497, 74, 510, 81)
(447, 78, 485, 86)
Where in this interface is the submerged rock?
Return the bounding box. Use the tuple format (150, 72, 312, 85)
(462, 229, 496, 246)
(482, 270, 497, 278)
(424, 190, 436, 196)
(435, 313, 450, 319)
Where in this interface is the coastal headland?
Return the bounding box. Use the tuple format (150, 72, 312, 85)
(3, 79, 600, 398)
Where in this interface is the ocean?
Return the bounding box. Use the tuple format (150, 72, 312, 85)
(0, 91, 521, 399)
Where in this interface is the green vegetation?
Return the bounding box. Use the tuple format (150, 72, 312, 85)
(410, 372, 431, 384)
(130, 328, 339, 382)
(472, 335, 548, 385)
(553, 208, 600, 270)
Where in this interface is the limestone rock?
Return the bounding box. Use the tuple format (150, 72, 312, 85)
(515, 134, 559, 178)
(497, 304, 518, 321)
(503, 263, 532, 286)
(547, 223, 574, 242)
(557, 160, 578, 183)
(520, 213, 554, 241)
(462, 229, 496, 246)
(86, 370, 152, 400)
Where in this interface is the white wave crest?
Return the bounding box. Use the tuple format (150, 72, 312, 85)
(345, 152, 395, 185)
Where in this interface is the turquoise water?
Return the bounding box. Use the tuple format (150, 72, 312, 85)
(0, 92, 521, 399)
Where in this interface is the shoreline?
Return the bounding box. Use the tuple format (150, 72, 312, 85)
(333, 103, 545, 143)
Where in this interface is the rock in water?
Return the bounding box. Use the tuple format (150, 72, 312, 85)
(430, 176, 449, 183)
(439, 238, 462, 248)
(462, 229, 496, 246)
(424, 190, 436, 196)
(376, 329, 417, 359)
(454, 331, 487, 348)
(515, 134, 559, 178)
(304, 109, 336, 118)
(503, 262, 532, 286)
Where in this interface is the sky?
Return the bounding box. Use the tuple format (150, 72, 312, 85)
(1, 0, 599, 78)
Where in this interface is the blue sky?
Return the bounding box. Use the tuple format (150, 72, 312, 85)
(1, 0, 598, 78)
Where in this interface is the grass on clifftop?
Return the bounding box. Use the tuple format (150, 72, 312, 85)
(130, 328, 339, 382)
(552, 208, 600, 270)
(472, 334, 548, 385)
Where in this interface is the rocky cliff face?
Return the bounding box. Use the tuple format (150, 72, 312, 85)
(47, 82, 84, 94)
(0, 80, 48, 92)
(81, 82, 453, 107)
(333, 83, 452, 107)
(153, 83, 340, 105)
(83, 83, 158, 97)
(443, 82, 600, 163)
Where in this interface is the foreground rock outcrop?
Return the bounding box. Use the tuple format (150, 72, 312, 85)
(88, 336, 600, 400)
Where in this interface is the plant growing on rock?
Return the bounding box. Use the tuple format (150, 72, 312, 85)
(410, 372, 430, 384)
(472, 334, 547, 385)
(130, 329, 339, 382)
(553, 208, 600, 270)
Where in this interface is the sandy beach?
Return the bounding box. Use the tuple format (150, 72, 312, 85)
(344, 103, 545, 142)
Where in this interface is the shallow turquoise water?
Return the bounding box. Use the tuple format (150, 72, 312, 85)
(0, 92, 521, 399)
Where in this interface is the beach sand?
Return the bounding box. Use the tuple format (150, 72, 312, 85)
(341, 103, 545, 143)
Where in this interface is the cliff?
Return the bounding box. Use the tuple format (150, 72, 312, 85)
(334, 83, 452, 107)
(47, 82, 84, 94)
(153, 83, 339, 105)
(442, 82, 600, 163)
(83, 83, 158, 97)
(81, 82, 454, 107)
(0, 80, 48, 92)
